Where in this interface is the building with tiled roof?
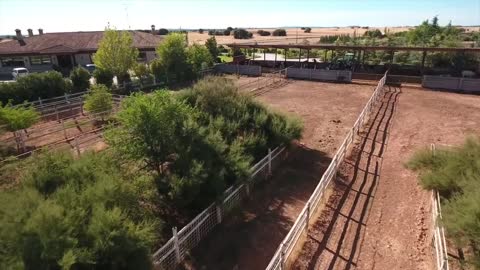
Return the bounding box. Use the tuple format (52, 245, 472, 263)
(0, 29, 164, 75)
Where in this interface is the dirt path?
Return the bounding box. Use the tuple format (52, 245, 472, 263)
(184, 81, 374, 270)
(292, 86, 480, 270)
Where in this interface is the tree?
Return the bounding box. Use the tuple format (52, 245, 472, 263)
(233, 29, 253, 39)
(0, 150, 159, 270)
(272, 29, 287, 36)
(93, 28, 139, 83)
(187, 44, 214, 75)
(155, 33, 191, 82)
(69, 66, 91, 93)
(257, 30, 271, 36)
(93, 68, 114, 88)
(158, 28, 169, 35)
(83, 84, 113, 121)
(0, 103, 39, 132)
(304, 27, 312, 33)
(133, 63, 150, 79)
(198, 28, 204, 34)
(205, 36, 219, 61)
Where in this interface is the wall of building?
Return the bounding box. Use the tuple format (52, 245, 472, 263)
(146, 51, 156, 62)
(75, 54, 92, 66)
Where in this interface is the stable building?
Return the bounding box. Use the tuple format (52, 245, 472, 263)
(0, 29, 163, 75)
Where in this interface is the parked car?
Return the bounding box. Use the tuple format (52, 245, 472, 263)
(84, 64, 96, 74)
(12, 67, 29, 80)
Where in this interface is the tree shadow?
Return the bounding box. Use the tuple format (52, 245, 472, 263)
(296, 86, 400, 270)
(184, 144, 331, 270)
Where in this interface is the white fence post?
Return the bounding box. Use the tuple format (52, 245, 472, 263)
(61, 119, 67, 139)
(216, 204, 222, 224)
(172, 227, 181, 263)
(268, 148, 272, 175)
(306, 201, 311, 231)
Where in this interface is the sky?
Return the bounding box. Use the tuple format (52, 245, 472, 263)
(0, 0, 479, 34)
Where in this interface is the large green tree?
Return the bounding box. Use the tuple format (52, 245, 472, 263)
(93, 28, 139, 83)
(187, 44, 214, 75)
(205, 36, 219, 60)
(155, 33, 190, 83)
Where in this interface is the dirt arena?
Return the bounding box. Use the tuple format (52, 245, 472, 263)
(291, 86, 480, 269)
(184, 79, 376, 269)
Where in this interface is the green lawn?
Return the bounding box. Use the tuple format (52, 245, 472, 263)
(219, 55, 233, 63)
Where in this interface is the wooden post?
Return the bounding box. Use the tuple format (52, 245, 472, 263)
(268, 148, 272, 175)
(284, 49, 287, 66)
(274, 48, 277, 67)
(421, 50, 427, 75)
(298, 48, 301, 63)
(216, 204, 222, 224)
(263, 49, 266, 61)
(324, 49, 327, 62)
(172, 227, 181, 263)
(74, 136, 81, 156)
(252, 48, 255, 62)
(306, 201, 311, 231)
(61, 119, 67, 139)
(306, 49, 310, 64)
(55, 105, 59, 122)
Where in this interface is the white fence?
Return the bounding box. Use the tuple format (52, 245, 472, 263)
(422, 76, 480, 93)
(431, 144, 449, 270)
(286, 68, 352, 82)
(265, 71, 388, 270)
(152, 146, 288, 269)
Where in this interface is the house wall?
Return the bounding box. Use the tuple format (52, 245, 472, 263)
(74, 54, 92, 66)
(145, 51, 156, 62)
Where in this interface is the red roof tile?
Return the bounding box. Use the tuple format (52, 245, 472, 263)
(0, 31, 163, 56)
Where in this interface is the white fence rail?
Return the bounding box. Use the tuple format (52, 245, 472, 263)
(422, 76, 480, 93)
(265, 71, 388, 270)
(153, 146, 288, 269)
(431, 144, 449, 270)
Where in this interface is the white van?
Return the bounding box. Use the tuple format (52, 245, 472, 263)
(12, 67, 29, 80)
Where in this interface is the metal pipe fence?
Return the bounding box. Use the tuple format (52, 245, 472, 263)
(237, 69, 287, 94)
(265, 71, 388, 270)
(152, 146, 288, 269)
(431, 144, 449, 270)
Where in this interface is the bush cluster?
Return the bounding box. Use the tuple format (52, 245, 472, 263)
(0, 150, 160, 269)
(407, 137, 480, 267)
(107, 77, 302, 216)
(69, 66, 91, 93)
(233, 29, 253, 39)
(0, 71, 72, 104)
(257, 30, 271, 36)
(272, 29, 287, 36)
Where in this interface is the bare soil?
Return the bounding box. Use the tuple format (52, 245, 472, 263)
(184, 80, 375, 270)
(292, 86, 480, 269)
(188, 26, 480, 45)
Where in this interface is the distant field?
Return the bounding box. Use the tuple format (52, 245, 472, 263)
(188, 26, 480, 45)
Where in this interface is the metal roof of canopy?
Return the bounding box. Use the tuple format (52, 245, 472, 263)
(225, 43, 480, 53)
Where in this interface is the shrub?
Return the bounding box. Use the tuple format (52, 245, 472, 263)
(272, 29, 287, 36)
(106, 91, 247, 215)
(84, 84, 113, 121)
(304, 27, 312, 33)
(407, 137, 480, 267)
(69, 66, 91, 93)
(133, 63, 150, 79)
(187, 44, 214, 75)
(0, 102, 39, 132)
(0, 150, 159, 270)
(257, 30, 271, 36)
(364, 29, 383, 38)
(0, 71, 72, 104)
(155, 33, 191, 83)
(198, 28, 204, 34)
(223, 29, 231, 36)
(233, 29, 253, 39)
(158, 28, 169, 35)
(93, 68, 114, 88)
(205, 36, 219, 61)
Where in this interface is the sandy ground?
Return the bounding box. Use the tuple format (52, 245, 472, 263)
(184, 80, 375, 270)
(292, 86, 480, 269)
(188, 26, 480, 45)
